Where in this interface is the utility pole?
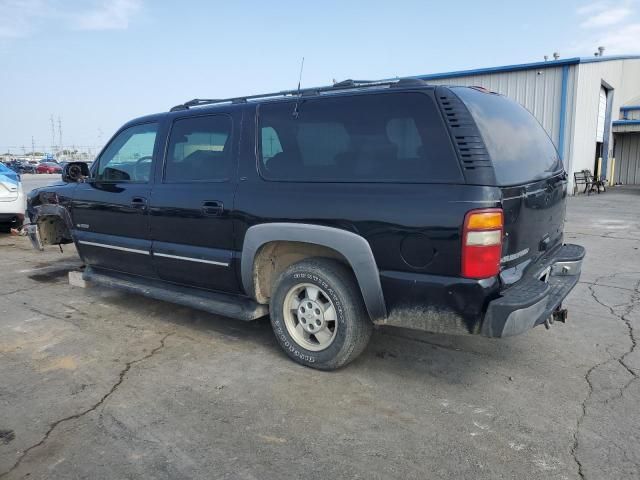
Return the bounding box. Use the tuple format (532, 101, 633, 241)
(31, 136, 35, 156)
(50, 115, 55, 153)
(58, 116, 63, 153)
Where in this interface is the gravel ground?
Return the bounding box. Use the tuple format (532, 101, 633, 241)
(0, 187, 639, 479)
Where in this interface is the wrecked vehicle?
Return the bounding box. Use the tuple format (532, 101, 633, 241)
(26, 79, 585, 370)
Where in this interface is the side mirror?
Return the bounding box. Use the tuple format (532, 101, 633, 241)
(62, 162, 91, 183)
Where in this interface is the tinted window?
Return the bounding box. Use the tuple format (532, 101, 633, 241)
(259, 92, 461, 183)
(261, 126, 283, 160)
(96, 123, 158, 182)
(453, 87, 562, 185)
(165, 115, 232, 182)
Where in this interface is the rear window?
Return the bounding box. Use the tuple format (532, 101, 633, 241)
(453, 87, 562, 185)
(258, 92, 461, 183)
(165, 115, 232, 182)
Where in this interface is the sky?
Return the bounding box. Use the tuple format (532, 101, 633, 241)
(1, 0, 639, 154)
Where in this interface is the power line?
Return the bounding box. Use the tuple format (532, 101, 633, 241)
(50, 115, 55, 152)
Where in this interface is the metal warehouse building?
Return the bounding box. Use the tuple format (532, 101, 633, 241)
(413, 55, 640, 191)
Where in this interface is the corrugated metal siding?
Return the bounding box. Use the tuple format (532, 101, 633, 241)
(426, 67, 565, 148)
(614, 133, 640, 184)
(626, 110, 640, 120)
(563, 65, 579, 172)
(613, 123, 640, 133)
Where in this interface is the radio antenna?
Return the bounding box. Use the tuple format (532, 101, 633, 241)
(293, 57, 305, 118)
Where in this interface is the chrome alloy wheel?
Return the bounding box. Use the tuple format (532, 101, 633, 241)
(283, 283, 338, 351)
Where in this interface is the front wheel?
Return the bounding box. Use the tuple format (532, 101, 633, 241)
(270, 258, 373, 370)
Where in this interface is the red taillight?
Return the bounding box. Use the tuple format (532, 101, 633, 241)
(461, 208, 503, 279)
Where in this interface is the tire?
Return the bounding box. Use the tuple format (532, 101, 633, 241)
(270, 258, 373, 370)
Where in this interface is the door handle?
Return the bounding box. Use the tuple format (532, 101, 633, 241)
(202, 200, 224, 216)
(130, 197, 147, 209)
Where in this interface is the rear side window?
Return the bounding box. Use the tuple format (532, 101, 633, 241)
(258, 92, 461, 183)
(453, 87, 562, 186)
(165, 115, 232, 182)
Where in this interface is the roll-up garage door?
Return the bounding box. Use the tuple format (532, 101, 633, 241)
(596, 87, 607, 142)
(614, 134, 640, 185)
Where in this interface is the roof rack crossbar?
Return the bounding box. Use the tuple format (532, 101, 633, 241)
(168, 78, 410, 112)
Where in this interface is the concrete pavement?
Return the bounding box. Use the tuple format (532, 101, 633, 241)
(20, 174, 62, 196)
(0, 188, 638, 479)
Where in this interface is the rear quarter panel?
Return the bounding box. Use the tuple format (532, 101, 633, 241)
(234, 180, 502, 277)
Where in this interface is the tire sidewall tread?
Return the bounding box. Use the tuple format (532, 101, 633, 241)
(270, 258, 372, 370)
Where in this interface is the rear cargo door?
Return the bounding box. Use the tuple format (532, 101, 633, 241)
(452, 86, 567, 271)
(500, 174, 567, 269)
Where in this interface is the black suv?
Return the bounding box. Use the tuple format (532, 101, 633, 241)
(26, 79, 584, 370)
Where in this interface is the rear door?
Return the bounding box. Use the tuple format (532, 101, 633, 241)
(499, 174, 567, 269)
(72, 122, 160, 277)
(148, 111, 240, 293)
(452, 87, 568, 271)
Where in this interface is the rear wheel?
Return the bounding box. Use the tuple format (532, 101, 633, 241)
(270, 258, 372, 370)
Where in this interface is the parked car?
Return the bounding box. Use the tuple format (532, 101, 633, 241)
(0, 163, 25, 232)
(36, 162, 62, 174)
(26, 79, 584, 370)
(8, 160, 37, 174)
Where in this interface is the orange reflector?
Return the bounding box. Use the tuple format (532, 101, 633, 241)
(466, 210, 503, 230)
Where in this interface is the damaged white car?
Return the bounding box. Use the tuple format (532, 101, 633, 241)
(0, 163, 25, 232)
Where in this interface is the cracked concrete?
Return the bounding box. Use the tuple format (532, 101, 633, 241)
(0, 187, 639, 479)
(564, 188, 640, 479)
(0, 333, 172, 479)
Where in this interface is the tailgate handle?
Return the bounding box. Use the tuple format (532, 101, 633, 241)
(202, 200, 224, 216)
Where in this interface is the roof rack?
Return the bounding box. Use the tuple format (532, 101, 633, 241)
(168, 78, 428, 112)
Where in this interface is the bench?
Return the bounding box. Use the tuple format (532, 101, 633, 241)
(574, 169, 606, 195)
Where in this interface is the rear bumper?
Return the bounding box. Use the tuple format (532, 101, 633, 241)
(481, 244, 585, 337)
(0, 212, 24, 224)
(0, 188, 25, 223)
